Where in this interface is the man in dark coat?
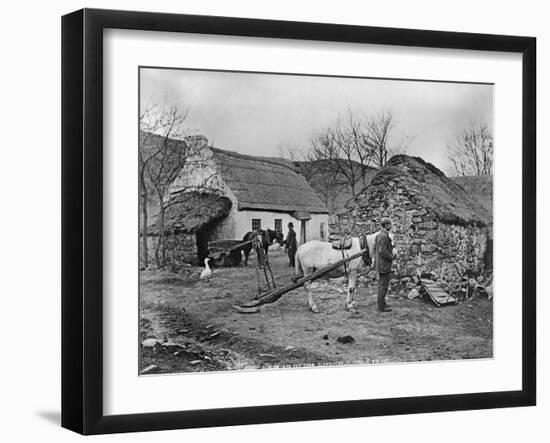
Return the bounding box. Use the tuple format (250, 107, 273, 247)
(284, 222, 297, 267)
(375, 217, 397, 312)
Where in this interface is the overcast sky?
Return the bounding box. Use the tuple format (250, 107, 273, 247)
(140, 68, 493, 173)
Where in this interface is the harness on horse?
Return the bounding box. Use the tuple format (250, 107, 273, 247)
(360, 234, 371, 267)
(331, 236, 353, 250)
(330, 234, 353, 277)
(329, 234, 371, 278)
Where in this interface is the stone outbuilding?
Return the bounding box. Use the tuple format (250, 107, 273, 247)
(335, 155, 492, 282)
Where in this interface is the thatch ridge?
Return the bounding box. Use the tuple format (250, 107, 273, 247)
(211, 147, 328, 214)
(389, 154, 448, 179)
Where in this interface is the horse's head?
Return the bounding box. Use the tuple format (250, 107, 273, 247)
(264, 229, 284, 245)
(273, 230, 285, 245)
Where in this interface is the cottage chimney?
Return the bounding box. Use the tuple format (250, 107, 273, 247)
(185, 135, 208, 149)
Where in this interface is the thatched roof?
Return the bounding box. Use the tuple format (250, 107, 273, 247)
(148, 193, 232, 234)
(452, 175, 493, 219)
(364, 155, 491, 226)
(211, 147, 328, 214)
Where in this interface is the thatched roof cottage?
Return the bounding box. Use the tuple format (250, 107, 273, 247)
(336, 155, 492, 281)
(165, 139, 329, 259)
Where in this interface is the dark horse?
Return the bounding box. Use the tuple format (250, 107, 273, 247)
(242, 229, 284, 266)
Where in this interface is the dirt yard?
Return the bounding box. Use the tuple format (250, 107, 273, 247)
(139, 249, 493, 374)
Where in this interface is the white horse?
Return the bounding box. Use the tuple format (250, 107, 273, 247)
(294, 231, 395, 313)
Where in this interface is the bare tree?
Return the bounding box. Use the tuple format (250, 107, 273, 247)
(307, 149, 349, 212)
(139, 102, 189, 267)
(139, 100, 221, 268)
(447, 122, 493, 176)
(363, 110, 395, 169)
(310, 109, 375, 197)
(139, 133, 151, 268)
(277, 142, 303, 162)
(139, 100, 171, 268)
(303, 109, 408, 213)
(277, 141, 317, 182)
(389, 134, 414, 157)
(314, 161, 348, 213)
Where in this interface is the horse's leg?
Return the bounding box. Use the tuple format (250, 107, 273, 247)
(302, 267, 320, 313)
(305, 282, 320, 313)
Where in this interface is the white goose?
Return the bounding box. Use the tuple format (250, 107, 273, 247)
(200, 258, 212, 281)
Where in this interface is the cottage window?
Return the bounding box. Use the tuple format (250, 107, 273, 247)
(320, 222, 326, 239)
(274, 219, 282, 232)
(252, 219, 261, 231)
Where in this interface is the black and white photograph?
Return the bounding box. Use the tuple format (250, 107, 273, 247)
(138, 68, 494, 375)
(1, 0, 545, 440)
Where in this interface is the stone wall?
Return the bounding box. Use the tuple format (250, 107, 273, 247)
(141, 233, 198, 268)
(334, 185, 489, 282)
(165, 233, 198, 266)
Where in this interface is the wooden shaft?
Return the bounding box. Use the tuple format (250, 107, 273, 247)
(262, 265, 271, 290)
(241, 249, 367, 307)
(267, 260, 277, 288)
(254, 265, 262, 295)
(222, 239, 253, 252)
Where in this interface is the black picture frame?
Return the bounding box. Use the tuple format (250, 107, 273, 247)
(61, 8, 536, 435)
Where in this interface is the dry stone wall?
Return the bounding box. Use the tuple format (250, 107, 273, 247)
(333, 158, 489, 283)
(142, 233, 198, 268)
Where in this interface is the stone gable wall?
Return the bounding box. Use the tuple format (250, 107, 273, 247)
(332, 176, 489, 282)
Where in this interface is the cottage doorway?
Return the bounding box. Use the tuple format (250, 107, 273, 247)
(291, 211, 311, 245)
(300, 220, 307, 244)
(195, 228, 211, 262)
